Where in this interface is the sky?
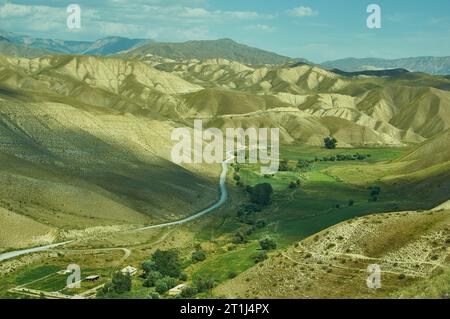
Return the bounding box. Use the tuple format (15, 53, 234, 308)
(1, 0, 450, 62)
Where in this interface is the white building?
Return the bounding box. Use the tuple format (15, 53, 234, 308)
(121, 266, 137, 276)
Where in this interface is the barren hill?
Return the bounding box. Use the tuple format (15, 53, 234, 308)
(215, 204, 450, 299)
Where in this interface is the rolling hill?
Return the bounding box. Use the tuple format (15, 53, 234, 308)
(0, 52, 449, 254)
(215, 202, 450, 299)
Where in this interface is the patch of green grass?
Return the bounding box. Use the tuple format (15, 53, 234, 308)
(14, 265, 60, 286)
(280, 144, 409, 163)
(189, 243, 260, 284)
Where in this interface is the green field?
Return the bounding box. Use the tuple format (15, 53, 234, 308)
(174, 144, 421, 293)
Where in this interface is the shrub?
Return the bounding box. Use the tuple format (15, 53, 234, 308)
(259, 237, 277, 251)
(228, 271, 238, 279)
(155, 276, 177, 295)
(233, 232, 246, 244)
(248, 183, 274, 206)
(324, 137, 337, 149)
(148, 292, 160, 299)
(180, 286, 198, 298)
(192, 250, 207, 263)
(253, 251, 268, 264)
(194, 276, 216, 292)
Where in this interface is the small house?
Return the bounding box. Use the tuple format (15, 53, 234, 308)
(121, 266, 138, 276)
(168, 284, 187, 296)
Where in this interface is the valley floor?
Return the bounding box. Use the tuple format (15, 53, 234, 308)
(1, 143, 448, 299)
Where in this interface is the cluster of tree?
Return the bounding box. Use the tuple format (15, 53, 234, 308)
(97, 272, 132, 298)
(177, 276, 216, 298)
(251, 237, 277, 264)
(321, 153, 369, 162)
(236, 203, 264, 224)
(141, 249, 186, 295)
(259, 237, 277, 251)
(297, 160, 313, 172)
(246, 183, 273, 206)
(324, 137, 338, 149)
(234, 203, 268, 244)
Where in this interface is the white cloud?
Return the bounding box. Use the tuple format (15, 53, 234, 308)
(245, 24, 276, 32)
(287, 6, 318, 18)
(0, 2, 272, 41)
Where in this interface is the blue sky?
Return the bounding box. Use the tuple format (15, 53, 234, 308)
(1, 0, 450, 62)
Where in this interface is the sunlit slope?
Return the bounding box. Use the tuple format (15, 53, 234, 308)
(0, 98, 217, 249)
(1, 55, 449, 147)
(0, 206, 56, 251)
(154, 58, 450, 145)
(0, 54, 201, 119)
(216, 207, 450, 299)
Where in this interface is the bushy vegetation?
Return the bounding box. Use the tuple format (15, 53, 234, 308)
(192, 249, 207, 263)
(253, 250, 268, 264)
(193, 276, 216, 293)
(247, 183, 273, 206)
(141, 249, 185, 296)
(97, 272, 132, 298)
(321, 153, 369, 162)
(324, 137, 338, 149)
(259, 237, 277, 251)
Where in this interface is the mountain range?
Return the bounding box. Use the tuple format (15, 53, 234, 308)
(3, 30, 450, 75)
(322, 57, 450, 75)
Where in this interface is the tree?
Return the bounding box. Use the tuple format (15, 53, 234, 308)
(142, 260, 157, 277)
(248, 183, 274, 206)
(112, 271, 132, 294)
(151, 249, 183, 279)
(324, 137, 338, 149)
(192, 250, 207, 263)
(253, 250, 268, 264)
(143, 271, 163, 288)
(180, 286, 198, 298)
(155, 276, 178, 295)
(148, 292, 160, 299)
(259, 237, 277, 251)
(194, 276, 216, 293)
(97, 272, 132, 297)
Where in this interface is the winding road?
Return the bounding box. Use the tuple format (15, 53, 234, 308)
(0, 149, 241, 263)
